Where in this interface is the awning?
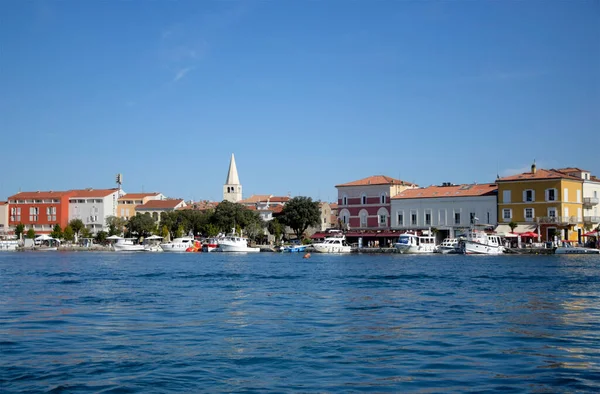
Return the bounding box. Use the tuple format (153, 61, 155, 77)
(310, 232, 328, 239)
(494, 224, 537, 235)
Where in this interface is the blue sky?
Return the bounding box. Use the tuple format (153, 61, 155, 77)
(1, 0, 598, 203)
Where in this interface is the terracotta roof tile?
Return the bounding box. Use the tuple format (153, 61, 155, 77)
(71, 188, 120, 198)
(118, 192, 162, 201)
(239, 195, 290, 204)
(177, 201, 219, 211)
(555, 167, 587, 173)
(8, 190, 73, 199)
(137, 199, 185, 210)
(336, 175, 417, 187)
(0, 201, 7, 206)
(496, 168, 581, 182)
(392, 183, 498, 199)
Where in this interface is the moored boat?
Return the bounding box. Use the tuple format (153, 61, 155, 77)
(554, 242, 599, 254)
(280, 244, 307, 253)
(112, 237, 145, 252)
(394, 232, 437, 254)
(218, 234, 260, 252)
(435, 238, 461, 254)
(160, 237, 198, 252)
(312, 235, 352, 253)
(462, 230, 504, 255)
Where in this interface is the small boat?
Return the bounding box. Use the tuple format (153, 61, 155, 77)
(394, 232, 437, 254)
(112, 237, 145, 252)
(435, 238, 461, 254)
(143, 235, 164, 252)
(280, 244, 307, 253)
(312, 235, 352, 253)
(202, 237, 220, 252)
(554, 242, 599, 254)
(159, 237, 198, 253)
(462, 229, 504, 255)
(0, 237, 19, 251)
(218, 234, 260, 252)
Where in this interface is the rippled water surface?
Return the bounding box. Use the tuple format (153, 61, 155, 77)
(1, 252, 600, 393)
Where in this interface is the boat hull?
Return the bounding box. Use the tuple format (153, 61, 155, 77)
(312, 245, 351, 253)
(464, 241, 503, 255)
(113, 244, 145, 252)
(281, 245, 307, 253)
(218, 244, 260, 253)
(0, 242, 19, 251)
(394, 244, 436, 254)
(555, 247, 599, 254)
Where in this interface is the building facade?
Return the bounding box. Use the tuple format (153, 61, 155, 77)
(391, 183, 498, 239)
(555, 168, 600, 233)
(136, 199, 187, 223)
(117, 192, 165, 220)
(336, 175, 418, 230)
(7, 191, 75, 234)
(0, 201, 8, 234)
(68, 188, 121, 233)
(496, 163, 584, 242)
(223, 153, 243, 203)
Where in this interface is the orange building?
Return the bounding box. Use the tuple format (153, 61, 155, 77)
(7, 191, 75, 234)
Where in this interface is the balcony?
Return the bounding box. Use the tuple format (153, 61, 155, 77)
(583, 216, 600, 224)
(536, 216, 580, 225)
(583, 197, 599, 207)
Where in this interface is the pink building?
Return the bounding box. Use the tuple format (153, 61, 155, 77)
(336, 175, 418, 230)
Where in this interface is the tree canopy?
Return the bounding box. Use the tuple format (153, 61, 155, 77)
(15, 223, 25, 240)
(106, 216, 127, 236)
(69, 219, 85, 236)
(278, 196, 321, 240)
(50, 224, 62, 240)
(127, 213, 156, 238)
(26, 228, 36, 239)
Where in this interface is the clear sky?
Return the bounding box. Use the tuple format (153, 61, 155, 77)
(1, 0, 598, 203)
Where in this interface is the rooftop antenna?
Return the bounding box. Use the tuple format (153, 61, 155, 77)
(116, 173, 122, 190)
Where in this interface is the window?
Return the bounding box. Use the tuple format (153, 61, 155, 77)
(547, 188, 556, 201)
(503, 209, 512, 220)
(524, 189, 534, 202)
(454, 212, 461, 225)
(126, 209, 130, 217)
(397, 213, 404, 226)
(380, 194, 386, 204)
(564, 188, 569, 202)
(564, 207, 569, 218)
(470, 212, 476, 224)
(360, 211, 367, 227)
(576, 190, 581, 203)
(548, 208, 556, 218)
(379, 214, 387, 226)
(503, 190, 511, 203)
(342, 196, 347, 205)
(121, 208, 125, 216)
(425, 212, 431, 225)
(411, 213, 417, 225)
(524, 208, 534, 222)
(361, 194, 367, 205)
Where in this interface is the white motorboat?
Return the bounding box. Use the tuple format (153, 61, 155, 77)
(142, 235, 164, 252)
(202, 237, 220, 252)
(112, 237, 145, 252)
(0, 239, 19, 251)
(394, 232, 437, 254)
(159, 237, 199, 252)
(462, 230, 504, 255)
(554, 242, 599, 254)
(218, 235, 260, 252)
(312, 235, 352, 253)
(435, 238, 461, 254)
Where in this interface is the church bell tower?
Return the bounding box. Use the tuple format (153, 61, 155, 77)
(223, 153, 243, 202)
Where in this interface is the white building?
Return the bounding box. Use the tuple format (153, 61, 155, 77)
(0, 201, 8, 234)
(556, 168, 600, 231)
(69, 188, 121, 233)
(390, 183, 498, 239)
(223, 153, 243, 203)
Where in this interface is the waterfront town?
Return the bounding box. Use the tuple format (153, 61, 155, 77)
(1, 154, 599, 252)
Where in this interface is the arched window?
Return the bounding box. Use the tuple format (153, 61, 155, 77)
(381, 194, 386, 204)
(359, 209, 368, 228)
(342, 194, 348, 205)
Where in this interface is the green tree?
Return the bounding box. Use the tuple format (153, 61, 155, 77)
(278, 196, 321, 240)
(508, 221, 518, 233)
(160, 225, 170, 240)
(63, 225, 74, 242)
(211, 200, 263, 234)
(81, 227, 92, 239)
(267, 218, 283, 244)
(69, 219, 85, 239)
(26, 228, 36, 239)
(15, 223, 25, 240)
(175, 224, 184, 238)
(50, 224, 63, 239)
(95, 231, 108, 244)
(203, 223, 220, 237)
(127, 213, 156, 238)
(106, 216, 127, 236)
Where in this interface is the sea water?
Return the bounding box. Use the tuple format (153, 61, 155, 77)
(1, 252, 599, 393)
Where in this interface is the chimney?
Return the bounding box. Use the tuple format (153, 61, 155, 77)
(531, 160, 537, 174)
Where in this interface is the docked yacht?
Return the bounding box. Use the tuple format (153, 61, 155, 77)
(554, 242, 599, 254)
(202, 237, 220, 252)
(394, 232, 437, 254)
(435, 238, 461, 254)
(462, 230, 504, 255)
(0, 236, 19, 251)
(218, 235, 260, 252)
(312, 235, 352, 253)
(159, 237, 198, 252)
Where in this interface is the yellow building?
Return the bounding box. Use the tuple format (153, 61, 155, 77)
(496, 163, 584, 242)
(116, 192, 165, 220)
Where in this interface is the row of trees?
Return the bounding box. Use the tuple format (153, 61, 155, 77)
(11, 197, 324, 244)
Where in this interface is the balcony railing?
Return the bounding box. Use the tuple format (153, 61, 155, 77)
(583, 216, 600, 223)
(583, 197, 599, 207)
(536, 216, 580, 225)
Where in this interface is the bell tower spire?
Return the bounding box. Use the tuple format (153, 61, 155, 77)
(223, 153, 242, 202)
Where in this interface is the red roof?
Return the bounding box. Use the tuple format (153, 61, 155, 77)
(336, 175, 417, 188)
(239, 195, 290, 204)
(177, 201, 219, 211)
(137, 199, 184, 210)
(497, 169, 581, 182)
(119, 192, 162, 200)
(0, 201, 7, 206)
(392, 183, 497, 199)
(8, 190, 73, 199)
(71, 188, 120, 198)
